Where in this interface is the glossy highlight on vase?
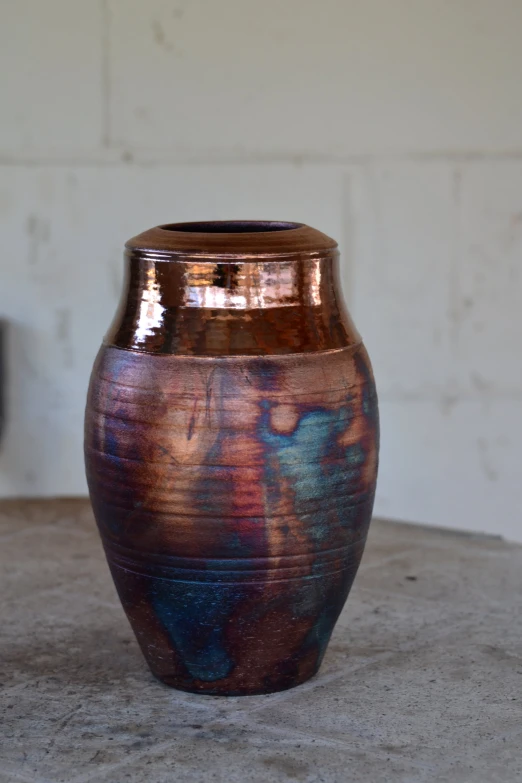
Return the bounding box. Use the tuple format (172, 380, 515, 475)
(84, 220, 379, 695)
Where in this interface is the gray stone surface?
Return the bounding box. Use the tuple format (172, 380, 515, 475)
(1, 500, 521, 783)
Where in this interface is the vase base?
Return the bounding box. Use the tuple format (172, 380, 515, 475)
(150, 666, 320, 697)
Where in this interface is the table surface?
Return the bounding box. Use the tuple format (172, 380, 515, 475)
(1, 500, 521, 783)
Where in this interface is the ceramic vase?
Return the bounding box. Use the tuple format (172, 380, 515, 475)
(84, 221, 379, 695)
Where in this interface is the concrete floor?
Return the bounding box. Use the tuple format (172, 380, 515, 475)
(1, 500, 521, 783)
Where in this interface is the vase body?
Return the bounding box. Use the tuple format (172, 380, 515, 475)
(84, 221, 379, 695)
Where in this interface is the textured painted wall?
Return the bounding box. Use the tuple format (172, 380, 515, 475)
(1, 1, 521, 541)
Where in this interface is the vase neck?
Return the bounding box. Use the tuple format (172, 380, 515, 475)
(105, 224, 360, 356)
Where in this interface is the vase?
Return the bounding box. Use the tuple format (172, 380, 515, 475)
(84, 220, 379, 696)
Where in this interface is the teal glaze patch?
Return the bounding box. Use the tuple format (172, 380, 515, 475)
(258, 399, 365, 541)
(150, 579, 239, 682)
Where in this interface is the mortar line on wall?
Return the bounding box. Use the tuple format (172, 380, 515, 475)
(341, 172, 355, 313)
(449, 166, 463, 352)
(101, 0, 111, 148)
(378, 390, 522, 402)
(4, 152, 522, 168)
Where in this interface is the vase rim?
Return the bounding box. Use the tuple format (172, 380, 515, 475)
(125, 221, 338, 258)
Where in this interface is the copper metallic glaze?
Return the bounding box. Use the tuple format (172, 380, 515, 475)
(107, 221, 358, 355)
(85, 221, 379, 695)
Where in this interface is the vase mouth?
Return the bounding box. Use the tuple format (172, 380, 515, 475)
(160, 220, 303, 235)
(125, 221, 338, 258)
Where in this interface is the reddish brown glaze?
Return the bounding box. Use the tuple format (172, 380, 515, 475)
(84, 221, 379, 695)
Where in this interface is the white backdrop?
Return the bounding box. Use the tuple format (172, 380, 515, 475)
(1, 1, 521, 541)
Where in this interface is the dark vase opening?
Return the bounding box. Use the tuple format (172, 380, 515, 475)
(160, 221, 302, 234)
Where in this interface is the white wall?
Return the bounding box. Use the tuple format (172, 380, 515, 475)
(1, 1, 521, 541)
